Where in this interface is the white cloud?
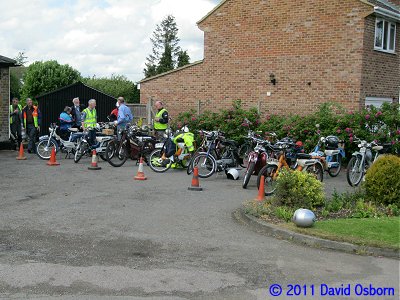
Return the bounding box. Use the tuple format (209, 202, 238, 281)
(0, 0, 219, 81)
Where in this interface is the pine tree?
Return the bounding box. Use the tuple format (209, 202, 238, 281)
(177, 50, 190, 68)
(144, 15, 190, 78)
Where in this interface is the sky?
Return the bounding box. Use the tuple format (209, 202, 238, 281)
(0, 0, 220, 82)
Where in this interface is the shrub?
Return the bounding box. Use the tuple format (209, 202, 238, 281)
(274, 170, 324, 209)
(365, 155, 400, 207)
(352, 200, 380, 218)
(274, 206, 295, 222)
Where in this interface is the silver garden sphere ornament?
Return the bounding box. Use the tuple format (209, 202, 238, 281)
(292, 209, 316, 228)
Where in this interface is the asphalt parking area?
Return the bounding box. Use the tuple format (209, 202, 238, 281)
(0, 151, 397, 299)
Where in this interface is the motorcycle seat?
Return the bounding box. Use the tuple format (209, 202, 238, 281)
(296, 153, 312, 159)
(324, 149, 340, 156)
(372, 145, 383, 151)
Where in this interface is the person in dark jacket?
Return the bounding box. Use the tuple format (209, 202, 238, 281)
(71, 97, 84, 129)
(22, 98, 41, 153)
(9, 97, 23, 150)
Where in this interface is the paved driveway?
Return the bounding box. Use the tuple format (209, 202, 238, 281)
(0, 151, 397, 299)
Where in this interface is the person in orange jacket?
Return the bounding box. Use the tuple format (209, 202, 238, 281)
(22, 98, 42, 153)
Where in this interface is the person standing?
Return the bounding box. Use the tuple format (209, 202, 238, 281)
(81, 99, 98, 148)
(113, 97, 133, 138)
(153, 101, 168, 140)
(22, 98, 41, 153)
(71, 97, 83, 128)
(9, 97, 23, 150)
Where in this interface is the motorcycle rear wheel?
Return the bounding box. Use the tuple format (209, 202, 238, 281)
(257, 164, 279, 196)
(305, 163, 324, 182)
(327, 155, 342, 177)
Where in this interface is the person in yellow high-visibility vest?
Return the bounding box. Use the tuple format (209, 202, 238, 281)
(81, 99, 98, 148)
(9, 97, 23, 150)
(153, 101, 169, 140)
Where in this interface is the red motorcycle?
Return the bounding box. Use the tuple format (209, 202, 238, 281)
(242, 136, 272, 189)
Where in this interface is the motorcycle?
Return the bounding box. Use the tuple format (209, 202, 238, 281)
(256, 139, 324, 195)
(346, 137, 392, 187)
(105, 124, 156, 167)
(242, 136, 272, 188)
(74, 123, 114, 163)
(189, 130, 242, 178)
(36, 123, 83, 159)
(310, 135, 345, 177)
(148, 126, 194, 172)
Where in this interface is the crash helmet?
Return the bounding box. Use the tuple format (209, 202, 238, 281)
(226, 168, 240, 180)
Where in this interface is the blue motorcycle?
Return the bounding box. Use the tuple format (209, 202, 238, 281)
(310, 135, 345, 177)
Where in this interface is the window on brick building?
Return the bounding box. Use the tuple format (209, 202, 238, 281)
(374, 18, 396, 53)
(365, 97, 393, 108)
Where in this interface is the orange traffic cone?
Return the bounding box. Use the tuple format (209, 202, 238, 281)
(256, 175, 266, 201)
(134, 157, 147, 180)
(188, 166, 203, 191)
(88, 149, 101, 170)
(47, 146, 60, 166)
(16, 143, 27, 160)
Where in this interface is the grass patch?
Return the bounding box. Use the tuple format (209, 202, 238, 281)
(282, 217, 400, 249)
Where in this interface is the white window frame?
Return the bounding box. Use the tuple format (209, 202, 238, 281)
(365, 97, 393, 108)
(374, 18, 396, 54)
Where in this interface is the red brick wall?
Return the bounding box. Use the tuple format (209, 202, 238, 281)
(360, 15, 400, 105)
(140, 0, 391, 118)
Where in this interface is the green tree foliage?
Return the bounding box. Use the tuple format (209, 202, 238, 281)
(365, 155, 400, 207)
(21, 60, 81, 100)
(177, 50, 190, 68)
(83, 74, 140, 103)
(10, 52, 28, 100)
(144, 15, 190, 77)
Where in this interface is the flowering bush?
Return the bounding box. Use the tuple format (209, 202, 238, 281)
(172, 101, 400, 155)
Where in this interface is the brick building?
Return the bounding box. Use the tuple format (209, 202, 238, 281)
(140, 0, 400, 117)
(0, 55, 18, 143)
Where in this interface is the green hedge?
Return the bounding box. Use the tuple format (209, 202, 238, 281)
(172, 101, 400, 155)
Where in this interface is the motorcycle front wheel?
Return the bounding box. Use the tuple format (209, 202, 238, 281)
(36, 139, 58, 160)
(106, 140, 128, 167)
(190, 153, 216, 178)
(74, 140, 88, 163)
(242, 161, 255, 189)
(149, 149, 172, 172)
(346, 156, 364, 187)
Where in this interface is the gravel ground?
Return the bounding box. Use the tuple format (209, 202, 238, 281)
(0, 150, 397, 299)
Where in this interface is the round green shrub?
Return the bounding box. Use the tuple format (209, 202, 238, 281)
(365, 155, 400, 206)
(274, 170, 324, 209)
